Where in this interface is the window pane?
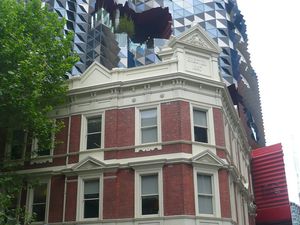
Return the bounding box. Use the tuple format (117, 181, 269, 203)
(32, 204, 46, 221)
(32, 137, 51, 157)
(84, 180, 99, 197)
(32, 183, 47, 222)
(12, 130, 24, 143)
(198, 196, 213, 214)
(33, 184, 47, 203)
(37, 149, 51, 156)
(84, 180, 99, 218)
(142, 195, 159, 215)
(197, 175, 212, 194)
(87, 133, 101, 149)
(11, 145, 23, 160)
(87, 117, 101, 133)
(193, 110, 207, 127)
(141, 127, 157, 143)
(11, 130, 25, 159)
(141, 109, 157, 127)
(84, 199, 99, 218)
(141, 175, 158, 195)
(194, 127, 208, 143)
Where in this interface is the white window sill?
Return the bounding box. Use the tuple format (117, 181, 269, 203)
(135, 143, 162, 152)
(30, 156, 53, 164)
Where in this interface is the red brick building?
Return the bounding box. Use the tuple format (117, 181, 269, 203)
(1, 25, 255, 225)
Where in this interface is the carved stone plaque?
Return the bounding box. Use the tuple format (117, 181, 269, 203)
(185, 55, 209, 76)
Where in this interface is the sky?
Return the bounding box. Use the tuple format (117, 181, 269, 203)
(236, 0, 300, 203)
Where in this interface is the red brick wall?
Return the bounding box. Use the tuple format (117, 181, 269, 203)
(103, 169, 134, 219)
(116, 169, 134, 218)
(53, 117, 69, 166)
(161, 101, 191, 142)
(104, 109, 118, 148)
(163, 164, 195, 215)
(49, 175, 65, 223)
(219, 169, 231, 218)
(68, 115, 81, 164)
(65, 177, 77, 221)
(213, 108, 225, 147)
(103, 172, 117, 219)
(116, 108, 135, 147)
(104, 108, 134, 148)
(216, 149, 226, 159)
(104, 108, 135, 159)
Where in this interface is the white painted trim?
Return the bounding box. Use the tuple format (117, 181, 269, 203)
(77, 174, 103, 221)
(229, 175, 237, 223)
(193, 166, 221, 217)
(135, 166, 164, 218)
(135, 104, 162, 152)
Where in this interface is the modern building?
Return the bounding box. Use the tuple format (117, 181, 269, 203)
(291, 202, 300, 225)
(42, 0, 265, 149)
(251, 143, 293, 225)
(1, 25, 255, 225)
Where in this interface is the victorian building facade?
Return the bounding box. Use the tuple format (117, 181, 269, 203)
(1, 26, 254, 225)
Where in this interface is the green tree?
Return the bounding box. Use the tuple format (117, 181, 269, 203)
(117, 15, 135, 37)
(0, 0, 78, 223)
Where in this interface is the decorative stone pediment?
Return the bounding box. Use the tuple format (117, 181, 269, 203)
(182, 32, 209, 48)
(68, 62, 112, 91)
(158, 24, 222, 81)
(168, 24, 221, 54)
(192, 150, 225, 167)
(72, 156, 106, 172)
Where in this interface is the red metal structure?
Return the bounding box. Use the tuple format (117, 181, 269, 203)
(251, 143, 292, 225)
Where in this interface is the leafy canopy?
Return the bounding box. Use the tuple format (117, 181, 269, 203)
(0, 0, 78, 151)
(0, 0, 78, 223)
(117, 15, 135, 37)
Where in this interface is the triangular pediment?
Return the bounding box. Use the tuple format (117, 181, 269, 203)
(69, 62, 112, 90)
(169, 25, 221, 54)
(192, 150, 225, 167)
(72, 156, 106, 172)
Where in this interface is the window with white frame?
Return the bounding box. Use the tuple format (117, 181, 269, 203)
(86, 116, 102, 150)
(28, 181, 49, 223)
(6, 129, 26, 160)
(141, 174, 159, 215)
(140, 108, 158, 144)
(83, 179, 100, 218)
(77, 175, 102, 220)
(31, 136, 54, 157)
(135, 167, 163, 217)
(32, 183, 48, 221)
(193, 109, 208, 143)
(197, 174, 214, 214)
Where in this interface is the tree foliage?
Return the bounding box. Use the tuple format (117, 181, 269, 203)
(0, 0, 78, 150)
(0, 0, 78, 223)
(117, 15, 135, 37)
